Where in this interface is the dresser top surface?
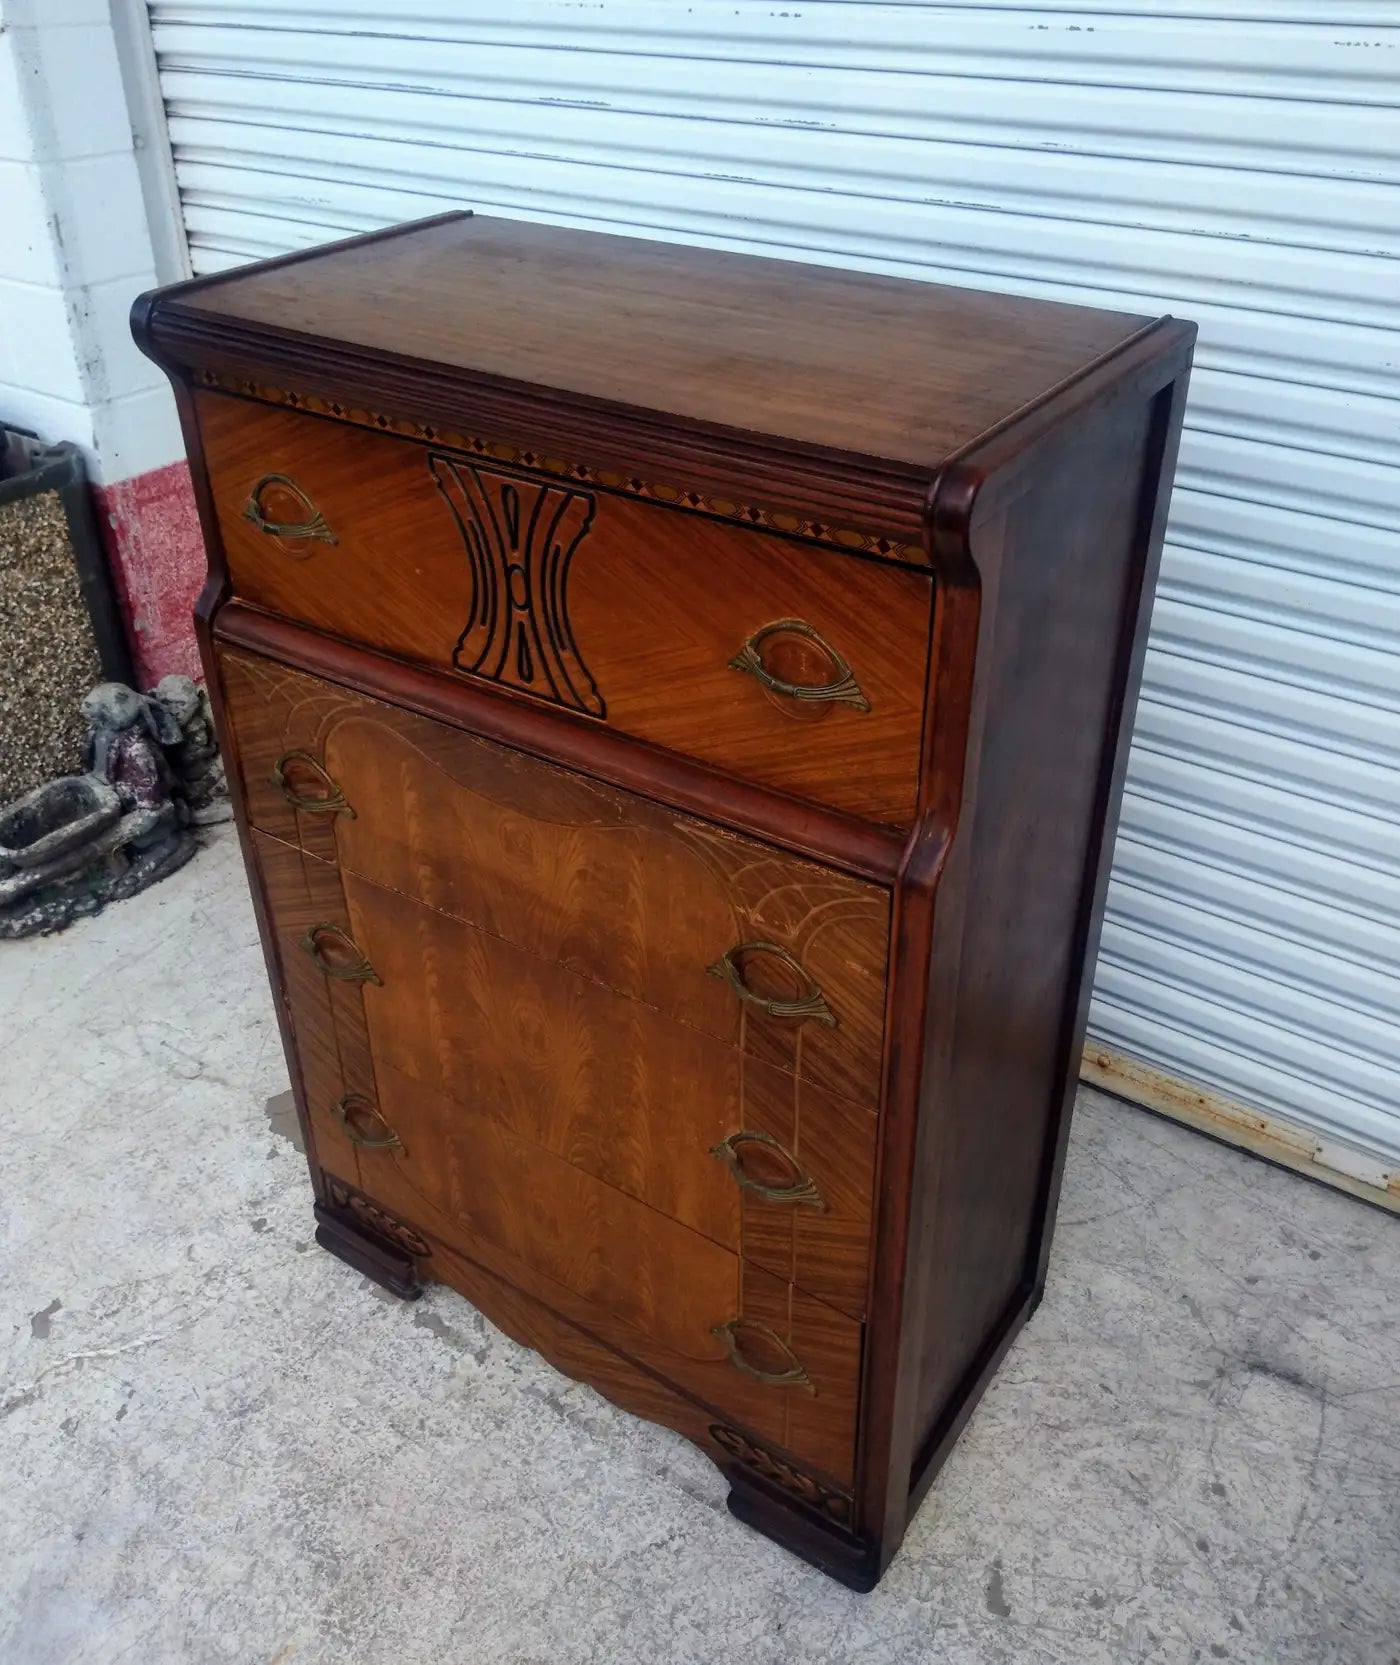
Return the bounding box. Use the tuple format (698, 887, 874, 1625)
(173, 212, 1155, 471)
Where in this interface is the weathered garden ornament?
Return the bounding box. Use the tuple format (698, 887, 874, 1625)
(0, 678, 209, 939)
(151, 674, 231, 825)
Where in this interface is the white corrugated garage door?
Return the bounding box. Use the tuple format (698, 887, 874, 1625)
(141, 1, 1400, 1203)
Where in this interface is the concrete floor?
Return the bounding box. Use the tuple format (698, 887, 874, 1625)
(2, 830, 1398, 1665)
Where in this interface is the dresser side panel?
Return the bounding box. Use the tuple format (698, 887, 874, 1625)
(911, 374, 1187, 1464)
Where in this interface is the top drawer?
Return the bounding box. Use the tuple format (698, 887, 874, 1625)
(195, 392, 932, 825)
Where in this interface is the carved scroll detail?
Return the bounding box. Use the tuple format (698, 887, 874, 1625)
(430, 455, 604, 716)
(194, 370, 925, 566)
(325, 1175, 432, 1259)
(710, 1423, 853, 1526)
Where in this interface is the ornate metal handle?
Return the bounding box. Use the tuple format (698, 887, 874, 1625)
(272, 750, 354, 817)
(710, 1131, 826, 1209)
(331, 1093, 402, 1150)
(707, 941, 836, 1027)
(728, 618, 870, 711)
(243, 473, 337, 547)
(712, 1320, 815, 1392)
(299, 922, 381, 984)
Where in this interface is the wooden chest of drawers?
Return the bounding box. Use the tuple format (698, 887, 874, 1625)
(134, 212, 1192, 1589)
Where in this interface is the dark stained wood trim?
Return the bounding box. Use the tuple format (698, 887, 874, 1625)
(139, 274, 1181, 567)
(857, 505, 1004, 1568)
(141, 305, 935, 548)
(727, 1478, 878, 1592)
(906, 1282, 1040, 1515)
(189, 373, 929, 571)
(855, 815, 949, 1553)
(889, 340, 1196, 1569)
(129, 210, 472, 378)
(314, 1197, 424, 1300)
(213, 602, 909, 885)
(1027, 363, 1194, 1296)
(927, 318, 1196, 555)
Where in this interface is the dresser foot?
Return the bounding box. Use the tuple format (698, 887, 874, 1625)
(726, 1478, 882, 1592)
(313, 1198, 423, 1300)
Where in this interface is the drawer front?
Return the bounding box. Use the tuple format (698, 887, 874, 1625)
(219, 646, 891, 1110)
(340, 1061, 862, 1485)
(251, 832, 864, 1478)
(222, 647, 881, 1318)
(343, 868, 877, 1320)
(198, 391, 931, 825)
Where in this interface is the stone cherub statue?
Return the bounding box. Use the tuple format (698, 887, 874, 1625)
(149, 674, 231, 825)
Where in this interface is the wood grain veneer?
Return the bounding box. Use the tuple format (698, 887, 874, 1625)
(167, 214, 1150, 472)
(218, 648, 891, 1109)
(134, 212, 1194, 1589)
(197, 390, 932, 824)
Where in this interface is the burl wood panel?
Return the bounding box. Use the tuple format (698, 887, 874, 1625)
(353, 873, 737, 1245)
(217, 646, 891, 1110)
(341, 868, 876, 1319)
(339, 1060, 862, 1482)
(197, 391, 932, 825)
(177, 214, 1149, 470)
(367, 1055, 739, 1360)
(251, 809, 866, 1474)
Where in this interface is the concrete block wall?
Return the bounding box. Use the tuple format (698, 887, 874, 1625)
(0, 0, 202, 687)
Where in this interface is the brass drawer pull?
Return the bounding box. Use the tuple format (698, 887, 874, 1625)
(331, 1093, 402, 1150)
(728, 618, 870, 711)
(707, 941, 836, 1027)
(712, 1319, 815, 1392)
(272, 750, 355, 817)
(711, 1131, 825, 1209)
(243, 473, 337, 548)
(300, 922, 382, 984)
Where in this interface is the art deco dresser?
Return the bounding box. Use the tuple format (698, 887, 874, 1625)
(134, 213, 1192, 1588)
